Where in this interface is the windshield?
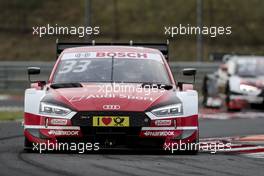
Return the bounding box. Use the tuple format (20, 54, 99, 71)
(53, 58, 171, 84)
(236, 59, 264, 77)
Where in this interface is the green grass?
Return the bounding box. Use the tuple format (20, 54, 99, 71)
(0, 111, 23, 121)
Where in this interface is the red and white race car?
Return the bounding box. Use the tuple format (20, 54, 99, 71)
(24, 42, 198, 153)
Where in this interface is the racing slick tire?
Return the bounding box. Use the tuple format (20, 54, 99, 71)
(184, 132, 199, 155)
(225, 83, 233, 111)
(202, 76, 209, 107)
(183, 141, 199, 155)
(24, 137, 34, 152)
(170, 132, 199, 155)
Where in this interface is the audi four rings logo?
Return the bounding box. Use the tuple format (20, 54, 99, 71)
(103, 105, 121, 110)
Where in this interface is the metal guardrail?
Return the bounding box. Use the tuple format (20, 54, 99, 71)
(0, 61, 219, 92)
(0, 62, 54, 92)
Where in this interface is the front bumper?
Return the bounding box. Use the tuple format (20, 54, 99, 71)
(230, 94, 263, 104)
(24, 112, 198, 150)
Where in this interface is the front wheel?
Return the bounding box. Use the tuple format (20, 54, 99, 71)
(225, 83, 241, 112)
(180, 132, 199, 155)
(24, 137, 34, 152)
(202, 77, 209, 106)
(186, 134, 199, 155)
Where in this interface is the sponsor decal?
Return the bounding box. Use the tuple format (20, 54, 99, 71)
(50, 119, 68, 125)
(143, 130, 175, 137)
(67, 94, 153, 102)
(154, 119, 172, 126)
(96, 52, 148, 58)
(75, 52, 90, 58)
(61, 52, 163, 62)
(93, 116, 129, 127)
(48, 130, 79, 136)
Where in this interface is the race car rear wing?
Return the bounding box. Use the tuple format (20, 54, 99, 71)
(56, 40, 169, 61)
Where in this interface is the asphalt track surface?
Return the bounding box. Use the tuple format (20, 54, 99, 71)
(0, 116, 264, 176)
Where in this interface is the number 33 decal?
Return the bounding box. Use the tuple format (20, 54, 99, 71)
(58, 60, 91, 74)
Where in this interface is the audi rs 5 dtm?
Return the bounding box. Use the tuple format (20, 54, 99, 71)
(203, 55, 264, 111)
(24, 42, 198, 153)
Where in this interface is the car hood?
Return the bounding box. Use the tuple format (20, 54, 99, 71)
(45, 83, 176, 112)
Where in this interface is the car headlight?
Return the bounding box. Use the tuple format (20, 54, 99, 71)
(239, 84, 260, 94)
(151, 104, 183, 117)
(39, 102, 71, 117)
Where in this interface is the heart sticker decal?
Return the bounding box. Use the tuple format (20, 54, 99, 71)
(102, 117, 112, 125)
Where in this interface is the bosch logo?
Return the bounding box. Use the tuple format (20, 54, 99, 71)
(103, 105, 120, 110)
(96, 52, 148, 58)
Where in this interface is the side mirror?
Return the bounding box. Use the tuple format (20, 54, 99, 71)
(28, 67, 40, 75)
(182, 68, 197, 84)
(182, 68, 196, 76)
(27, 67, 40, 83)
